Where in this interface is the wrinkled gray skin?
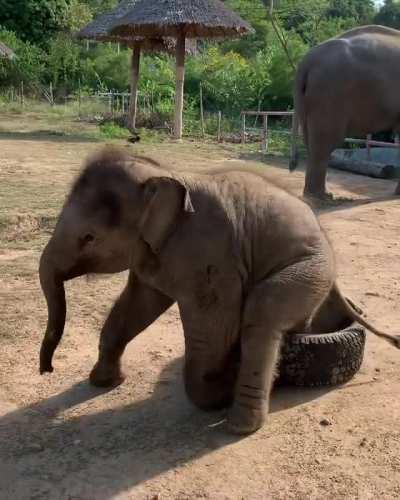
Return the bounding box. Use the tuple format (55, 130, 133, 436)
(39, 149, 400, 435)
(291, 25, 400, 198)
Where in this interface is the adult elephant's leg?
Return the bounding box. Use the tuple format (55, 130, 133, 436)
(304, 110, 345, 199)
(395, 181, 400, 195)
(90, 271, 174, 387)
(227, 256, 333, 434)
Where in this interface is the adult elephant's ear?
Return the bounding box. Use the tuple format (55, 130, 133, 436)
(139, 177, 195, 254)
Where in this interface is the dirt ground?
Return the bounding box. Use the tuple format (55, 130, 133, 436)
(1, 116, 400, 499)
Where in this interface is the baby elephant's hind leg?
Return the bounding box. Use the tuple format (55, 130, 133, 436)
(227, 256, 333, 435)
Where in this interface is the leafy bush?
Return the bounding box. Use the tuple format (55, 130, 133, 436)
(46, 34, 83, 94)
(0, 29, 45, 87)
(0, 0, 72, 47)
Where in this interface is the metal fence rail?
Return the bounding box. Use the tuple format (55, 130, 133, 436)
(345, 133, 400, 160)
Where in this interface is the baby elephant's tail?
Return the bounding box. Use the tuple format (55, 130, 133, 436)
(333, 284, 400, 349)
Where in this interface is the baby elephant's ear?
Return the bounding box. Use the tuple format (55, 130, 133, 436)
(139, 177, 195, 254)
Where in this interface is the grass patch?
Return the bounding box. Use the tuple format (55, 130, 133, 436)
(98, 122, 131, 140)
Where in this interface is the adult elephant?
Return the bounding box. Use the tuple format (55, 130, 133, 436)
(39, 149, 399, 435)
(290, 25, 400, 199)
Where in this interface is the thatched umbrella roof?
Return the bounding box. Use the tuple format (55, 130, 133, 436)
(110, 0, 254, 139)
(0, 41, 15, 60)
(77, 0, 194, 54)
(110, 0, 254, 39)
(77, 0, 196, 131)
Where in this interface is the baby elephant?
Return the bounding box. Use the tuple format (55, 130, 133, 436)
(39, 149, 400, 434)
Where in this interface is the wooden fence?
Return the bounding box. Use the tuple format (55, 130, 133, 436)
(242, 109, 400, 157)
(241, 110, 295, 151)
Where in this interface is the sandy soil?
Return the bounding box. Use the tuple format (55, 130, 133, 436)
(1, 125, 400, 499)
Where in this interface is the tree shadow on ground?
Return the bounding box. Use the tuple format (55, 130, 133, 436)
(0, 130, 100, 143)
(0, 357, 333, 498)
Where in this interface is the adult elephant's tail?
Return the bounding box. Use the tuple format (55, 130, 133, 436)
(289, 62, 308, 172)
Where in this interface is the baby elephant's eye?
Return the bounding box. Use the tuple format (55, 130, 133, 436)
(79, 233, 95, 249)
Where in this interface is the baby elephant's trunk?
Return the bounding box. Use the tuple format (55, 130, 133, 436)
(39, 243, 67, 374)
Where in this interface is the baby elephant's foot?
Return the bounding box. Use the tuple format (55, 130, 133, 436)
(89, 361, 125, 388)
(227, 403, 267, 435)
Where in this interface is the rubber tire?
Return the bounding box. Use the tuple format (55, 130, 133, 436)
(277, 324, 366, 387)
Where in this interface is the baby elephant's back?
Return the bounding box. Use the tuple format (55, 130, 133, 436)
(220, 171, 331, 279)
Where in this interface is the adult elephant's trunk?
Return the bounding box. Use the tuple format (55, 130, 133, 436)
(39, 241, 67, 374)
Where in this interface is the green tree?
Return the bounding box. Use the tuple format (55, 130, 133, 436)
(46, 33, 83, 91)
(224, 0, 271, 56)
(326, 0, 375, 24)
(375, 0, 400, 29)
(186, 47, 254, 115)
(0, 29, 45, 87)
(65, 0, 93, 31)
(84, 0, 118, 15)
(276, 0, 328, 34)
(0, 0, 72, 46)
(270, 0, 374, 46)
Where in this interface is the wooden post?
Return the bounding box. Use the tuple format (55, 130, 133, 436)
(49, 82, 54, 106)
(199, 82, 205, 138)
(174, 30, 186, 140)
(20, 81, 24, 108)
(241, 112, 246, 144)
(263, 114, 269, 152)
(127, 42, 141, 131)
(217, 111, 222, 142)
(290, 111, 297, 167)
(78, 79, 81, 117)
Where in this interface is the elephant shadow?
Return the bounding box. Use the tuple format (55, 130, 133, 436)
(0, 357, 332, 498)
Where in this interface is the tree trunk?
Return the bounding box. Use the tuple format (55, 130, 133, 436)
(329, 158, 399, 179)
(127, 41, 141, 131)
(174, 31, 186, 140)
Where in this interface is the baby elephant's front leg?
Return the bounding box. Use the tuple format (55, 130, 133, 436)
(180, 303, 241, 411)
(228, 259, 332, 434)
(184, 346, 239, 411)
(227, 322, 281, 435)
(90, 273, 173, 387)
